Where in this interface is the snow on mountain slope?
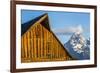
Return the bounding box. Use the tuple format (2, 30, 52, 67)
(64, 32, 90, 60)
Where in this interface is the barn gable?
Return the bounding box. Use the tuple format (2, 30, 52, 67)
(21, 13, 74, 62)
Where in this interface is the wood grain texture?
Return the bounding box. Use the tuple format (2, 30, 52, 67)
(21, 14, 72, 62)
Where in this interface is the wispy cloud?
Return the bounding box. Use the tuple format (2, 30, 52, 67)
(52, 25, 83, 35)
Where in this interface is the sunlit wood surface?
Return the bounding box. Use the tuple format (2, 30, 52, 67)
(21, 14, 72, 63)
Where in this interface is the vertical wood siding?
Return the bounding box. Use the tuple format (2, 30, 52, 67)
(21, 23, 72, 63)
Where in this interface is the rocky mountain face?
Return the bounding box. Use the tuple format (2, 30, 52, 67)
(64, 32, 90, 60)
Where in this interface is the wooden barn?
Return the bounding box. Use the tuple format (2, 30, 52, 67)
(21, 13, 73, 63)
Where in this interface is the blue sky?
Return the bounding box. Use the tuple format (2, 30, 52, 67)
(21, 10, 90, 45)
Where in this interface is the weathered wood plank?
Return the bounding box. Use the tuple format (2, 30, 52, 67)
(21, 15, 72, 62)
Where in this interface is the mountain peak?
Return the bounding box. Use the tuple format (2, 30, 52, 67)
(64, 32, 90, 60)
(70, 32, 86, 53)
(70, 32, 85, 44)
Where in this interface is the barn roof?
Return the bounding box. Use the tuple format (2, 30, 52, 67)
(21, 13, 75, 59)
(21, 13, 50, 35)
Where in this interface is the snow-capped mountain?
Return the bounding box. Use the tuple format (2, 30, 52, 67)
(64, 32, 90, 60)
